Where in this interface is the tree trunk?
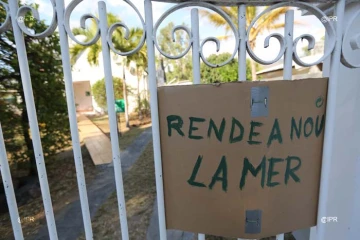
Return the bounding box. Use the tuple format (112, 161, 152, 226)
(122, 64, 130, 128)
(137, 68, 142, 121)
(20, 104, 37, 176)
(160, 58, 167, 83)
(19, 39, 37, 176)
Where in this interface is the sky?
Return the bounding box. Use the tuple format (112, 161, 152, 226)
(23, 0, 328, 64)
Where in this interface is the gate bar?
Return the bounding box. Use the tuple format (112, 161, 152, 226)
(192, 8, 201, 84)
(0, 124, 24, 240)
(316, 0, 346, 239)
(54, 0, 93, 238)
(271, 9, 296, 240)
(238, 4, 246, 82)
(283, 10, 294, 80)
(191, 8, 205, 239)
(98, 2, 129, 239)
(145, 0, 168, 239)
(7, 1, 58, 238)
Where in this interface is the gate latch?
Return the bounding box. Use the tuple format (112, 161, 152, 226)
(251, 86, 269, 118)
(245, 209, 262, 234)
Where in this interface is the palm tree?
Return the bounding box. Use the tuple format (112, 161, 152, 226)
(201, 7, 289, 80)
(121, 28, 148, 120)
(70, 13, 146, 128)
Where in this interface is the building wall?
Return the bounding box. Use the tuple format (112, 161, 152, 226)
(71, 47, 148, 114)
(257, 65, 322, 81)
(294, 3, 360, 239)
(317, 4, 360, 238)
(73, 81, 93, 112)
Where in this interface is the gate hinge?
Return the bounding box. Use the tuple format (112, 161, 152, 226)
(245, 209, 262, 234)
(251, 86, 269, 118)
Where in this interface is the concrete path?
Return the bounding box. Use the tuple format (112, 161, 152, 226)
(146, 199, 195, 240)
(32, 128, 152, 240)
(77, 115, 112, 165)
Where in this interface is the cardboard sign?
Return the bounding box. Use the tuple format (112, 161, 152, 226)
(158, 78, 328, 239)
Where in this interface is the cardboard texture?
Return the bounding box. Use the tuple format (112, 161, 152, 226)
(158, 78, 328, 239)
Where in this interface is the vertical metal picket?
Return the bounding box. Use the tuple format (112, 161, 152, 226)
(315, 0, 346, 239)
(145, 0, 168, 239)
(271, 9, 295, 240)
(0, 124, 24, 240)
(98, 2, 129, 239)
(190, 7, 205, 240)
(191, 8, 201, 84)
(238, 4, 247, 82)
(55, 0, 93, 238)
(283, 10, 295, 81)
(7, 1, 58, 239)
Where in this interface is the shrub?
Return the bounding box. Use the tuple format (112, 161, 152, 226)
(91, 77, 124, 110)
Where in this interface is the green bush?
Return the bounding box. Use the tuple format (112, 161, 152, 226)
(91, 77, 124, 110)
(0, 4, 70, 175)
(200, 53, 256, 83)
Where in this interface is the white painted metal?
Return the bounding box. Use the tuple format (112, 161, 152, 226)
(16, 0, 57, 38)
(192, 7, 204, 239)
(55, 0, 93, 238)
(275, 9, 294, 240)
(2, 0, 360, 239)
(316, 1, 346, 240)
(64, 0, 100, 46)
(98, 2, 129, 239)
(283, 10, 294, 80)
(198, 233, 205, 240)
(6, 1, 58, 239)
(153, 2, 239, 67)
(145, 0, 167, 239)
(238, 4, 247, 81)
(0, 124, 24, 240)
(276, 233, 284, 240)
(237, 5, 247, 240)
(191, 8, 201, 84)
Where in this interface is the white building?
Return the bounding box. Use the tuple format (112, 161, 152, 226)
(71, 45, 148, 114)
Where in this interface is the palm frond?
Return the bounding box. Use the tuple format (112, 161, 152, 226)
(72, 27, 88, 36)
(87, 43, 101, 66)
(246, 6, 257, 27)
(199, 9, 229, 30)
(70, 44, 86, 65)
(256, 7, 288, 31)
(215, 35, 232, 41)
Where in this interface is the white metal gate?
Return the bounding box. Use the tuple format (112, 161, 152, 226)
(1, 0, 359, 239)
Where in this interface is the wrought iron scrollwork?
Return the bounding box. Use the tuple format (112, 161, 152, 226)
(0, 1, 11, 33)
(17, 0, 57, 38)
(154, 1, 239, 67)
(64, 0, 100, 46)
(0, 0, 359, 69)
(341, 8, 360, 68)
(246, 2, 336, 67)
